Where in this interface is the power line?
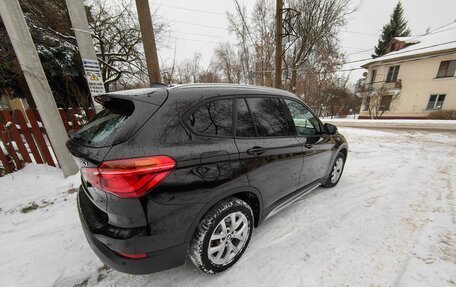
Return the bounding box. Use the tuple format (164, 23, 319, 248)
(253, 65, 365, 74)
(345, 48, 374, 56)
(342, 30, 378, 37)
(343, 46, 373, 51)
(173, 31, 232, 40)
(426, 20, 456, 35)
(232, 0, 256, 47)
(170, 19, 227, 30)
(152, 3, 225, 16)
(170, 36, 223, 44)
(344, 40, 456, 65)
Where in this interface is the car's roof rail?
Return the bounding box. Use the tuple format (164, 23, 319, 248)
(151, 82, 170, 88)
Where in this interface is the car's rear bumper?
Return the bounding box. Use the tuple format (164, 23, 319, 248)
(77, 191, 188, 274)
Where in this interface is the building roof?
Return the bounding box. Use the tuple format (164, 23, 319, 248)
(392, 36, 420, 44)
(362, 22, 456, 67)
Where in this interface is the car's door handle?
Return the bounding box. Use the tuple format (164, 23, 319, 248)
(246, 146, 266, 156)
(304, 143, 313, 149)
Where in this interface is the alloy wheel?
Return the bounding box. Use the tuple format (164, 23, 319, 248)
(208, 211, 249, 266)
(331, 157, 344, 183)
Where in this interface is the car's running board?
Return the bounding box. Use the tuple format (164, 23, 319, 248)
(264, 183, 321, 221)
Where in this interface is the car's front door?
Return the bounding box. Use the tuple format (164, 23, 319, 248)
(283, 98, 334, 188)
(234, 96, 303, 209)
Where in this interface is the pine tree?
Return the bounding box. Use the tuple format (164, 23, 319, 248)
(372, 1, 411, 58)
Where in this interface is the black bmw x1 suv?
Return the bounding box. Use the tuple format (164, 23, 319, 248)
(67, 84, 348, 275)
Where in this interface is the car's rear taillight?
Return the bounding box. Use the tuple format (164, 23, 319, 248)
(114, 251, 147, 259)
(81, 156, 175, 198)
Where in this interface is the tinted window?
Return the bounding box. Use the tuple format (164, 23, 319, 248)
(77, 99, 133, 146)
(284, 99, 320, 136)
(236, 98, 256, 137)
(246, 97, 292, 137)
(188, 99, 233, 136)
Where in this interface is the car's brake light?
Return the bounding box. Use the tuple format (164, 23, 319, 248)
(114, 251, 147, 259)
(81, 156, 175, 198)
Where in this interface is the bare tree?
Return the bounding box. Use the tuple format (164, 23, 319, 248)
(213, 42, 242, 83)
(363, 87, 400, 119)
(159, 0, 354, 107)
(251, 0, 275, 87)
(227, 2, 255, 84)
(284, 0, 356, 92)
(86, 0, 168, 92)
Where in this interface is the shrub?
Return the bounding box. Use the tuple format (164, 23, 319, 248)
(20, 202, 39, 213)
(428, 109, 456, 120)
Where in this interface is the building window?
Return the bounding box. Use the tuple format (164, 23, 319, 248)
(370, 69, 377, 84)
(380, 95, 393, 111)
(386, 66, 400, 83)
(426, 94, 446, 110)
(436, 60, 456, 78)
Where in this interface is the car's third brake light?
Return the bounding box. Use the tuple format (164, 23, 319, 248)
(81, 156, 175, 198)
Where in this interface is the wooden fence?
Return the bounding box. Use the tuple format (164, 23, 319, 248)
(0, 108, 95, 176)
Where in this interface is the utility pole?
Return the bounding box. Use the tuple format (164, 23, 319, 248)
(65, 0, 104, 111)
(274, 0, 283, 89)
(135, 0, 161, 84)
(0, 0, 78, 177)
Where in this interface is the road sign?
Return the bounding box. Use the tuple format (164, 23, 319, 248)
(82, 59, 105, 95)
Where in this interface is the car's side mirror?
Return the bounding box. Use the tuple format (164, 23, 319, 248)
(324, 123, 338, 135)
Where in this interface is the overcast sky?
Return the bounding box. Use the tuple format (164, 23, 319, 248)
(151, 0, 456, 83)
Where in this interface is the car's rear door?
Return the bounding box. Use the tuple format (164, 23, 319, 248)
(282, 98, 334, 187)
(234, 96, 302, 209)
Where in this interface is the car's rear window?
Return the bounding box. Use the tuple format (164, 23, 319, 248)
(76, 99, 134, 147)
(187, 99, 234, 136)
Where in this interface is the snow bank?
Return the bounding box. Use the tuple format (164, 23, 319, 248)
(0, 165, 79, 211)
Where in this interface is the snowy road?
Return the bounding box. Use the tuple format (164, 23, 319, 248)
(0, 128, 455, 287)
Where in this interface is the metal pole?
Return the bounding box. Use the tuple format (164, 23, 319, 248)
(274, 0, 283, 89)
(65, 0, 104, 111)
(0, 0, 78, 177)
(135, 0, 161, 84)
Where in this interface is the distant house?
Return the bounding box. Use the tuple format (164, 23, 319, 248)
(357, 23, 456, 119)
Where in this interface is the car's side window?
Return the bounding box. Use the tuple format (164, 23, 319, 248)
(284, 99, 320, 136)
(245, 97, 293, 137)
(236, 98, 256, 137)
(187, 99, 233, 136)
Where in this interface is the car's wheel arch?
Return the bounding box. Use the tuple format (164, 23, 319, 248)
(332, 143, 348, 163)
(184, 186, 263, 243)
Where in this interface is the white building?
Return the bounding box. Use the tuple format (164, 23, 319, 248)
(358, 22, 456, 119)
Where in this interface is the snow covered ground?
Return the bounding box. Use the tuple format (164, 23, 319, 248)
(323, 119, 456, 132)
(0, 127, 455, 287)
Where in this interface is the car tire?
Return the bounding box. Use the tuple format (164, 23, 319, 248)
(322, 152, 346, 188)
(189, 197, 254, 274)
